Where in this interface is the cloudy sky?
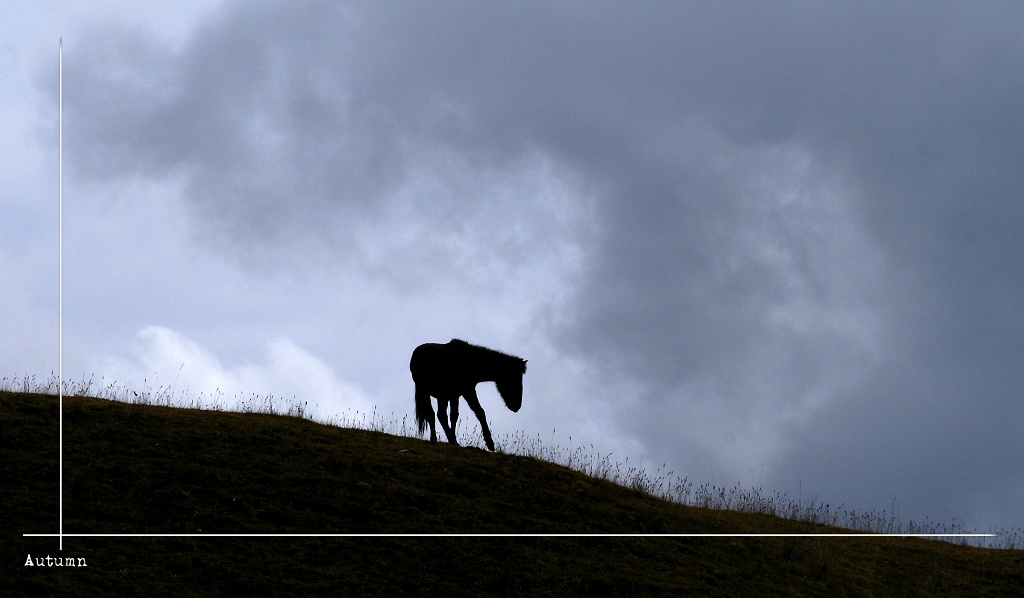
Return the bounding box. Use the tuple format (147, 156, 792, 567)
(5, 1, 1023, 534)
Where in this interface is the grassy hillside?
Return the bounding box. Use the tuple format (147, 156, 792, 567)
(3, 390, 1022, 596)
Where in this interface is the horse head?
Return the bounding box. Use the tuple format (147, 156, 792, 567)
(496, 358, 527, 412)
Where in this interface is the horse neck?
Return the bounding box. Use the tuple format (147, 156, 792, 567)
(471, 352, 508, 383)
(474, 359, 501, 383)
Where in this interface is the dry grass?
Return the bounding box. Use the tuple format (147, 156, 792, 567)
(3, 376, 1023, 595)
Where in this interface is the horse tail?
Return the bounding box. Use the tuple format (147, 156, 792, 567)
(415, 386, 432, 434)
(411, 345, 432, 434)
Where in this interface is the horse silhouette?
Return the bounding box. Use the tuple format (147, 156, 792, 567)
(410, 339, 527, 451)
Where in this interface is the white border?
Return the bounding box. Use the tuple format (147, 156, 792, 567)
(58, 36, 64, 553)
(26, 533, 995, 539)
(27, 38, 996, 549)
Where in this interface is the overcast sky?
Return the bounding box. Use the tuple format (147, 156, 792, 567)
(4, 1, 1023, 534)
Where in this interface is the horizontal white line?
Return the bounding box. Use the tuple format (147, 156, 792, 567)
(24, 532, 998, 538)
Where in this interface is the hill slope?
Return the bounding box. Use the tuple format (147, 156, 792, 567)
(2, 391, 1022, 596)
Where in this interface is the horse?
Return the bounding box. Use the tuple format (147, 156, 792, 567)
(410, 339, 527, 452)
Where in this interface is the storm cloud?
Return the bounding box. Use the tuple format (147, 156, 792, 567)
(28, 1, 1024, 532)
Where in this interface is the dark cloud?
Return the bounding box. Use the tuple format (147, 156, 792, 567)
(56, 1, 1024, 531)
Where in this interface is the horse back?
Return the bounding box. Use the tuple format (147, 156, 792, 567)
(410, 342, 465, 393)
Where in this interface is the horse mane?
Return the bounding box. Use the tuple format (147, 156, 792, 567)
(449, 338, 527, 373)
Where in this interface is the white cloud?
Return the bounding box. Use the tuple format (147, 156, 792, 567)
(94, 325, 376, 421)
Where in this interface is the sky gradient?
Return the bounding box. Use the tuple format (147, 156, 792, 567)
(4, 1, 1023, 534)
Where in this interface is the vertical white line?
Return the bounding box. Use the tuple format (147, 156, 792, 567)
(59, 36, 64, 553)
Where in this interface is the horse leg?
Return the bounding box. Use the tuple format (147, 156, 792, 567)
(463, 388, 495, 451)
(450, 396, 460, 437)
(436, 396, 459, 446)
